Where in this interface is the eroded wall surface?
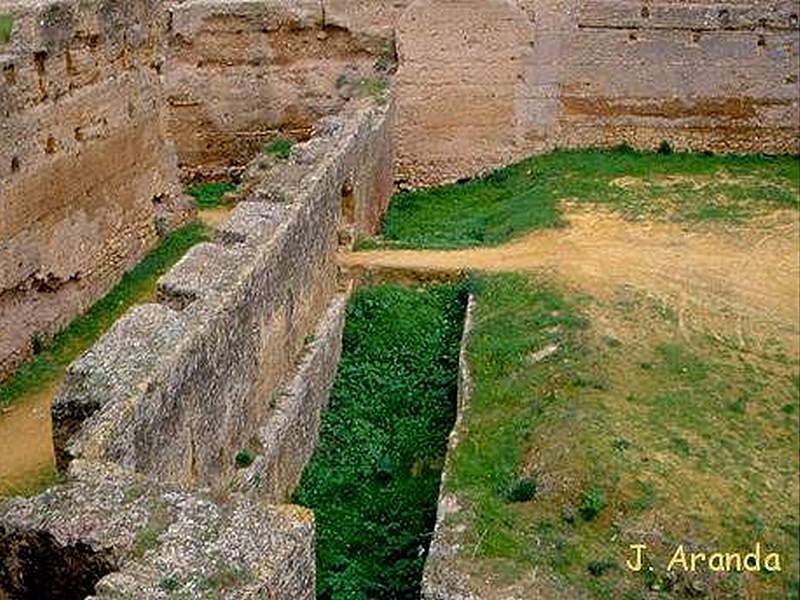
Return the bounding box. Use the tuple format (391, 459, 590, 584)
(0, 0, 191, 379)
(394, 0, 800, 187)
(165, 0, 395, 179)
(0, 460, 315, 598)
(51, 99, 395, 495)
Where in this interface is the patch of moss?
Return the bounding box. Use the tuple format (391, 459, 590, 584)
(264, 138, 293, 160)
(186, 182, 237, 209)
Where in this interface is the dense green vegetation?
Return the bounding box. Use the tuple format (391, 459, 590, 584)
(264, 138, 294, 159)
(367, 148, 799, 249)
(0, 15, 12, 45)
(0, 223, 210, 408)
(294, 283, 467, 599)
(186, 181, 237, 208)
(446, 273, 799, 598)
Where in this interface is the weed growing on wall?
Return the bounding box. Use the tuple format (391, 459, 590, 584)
(264, 138, 294, 159)
(0, 223, 211, 408)
(294, 282, 467, 599)
(0, 15, 13, 45)
(371, 149, 799, 249)
(186, 182, 237, 208)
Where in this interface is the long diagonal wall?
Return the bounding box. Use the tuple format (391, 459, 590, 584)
(1, 98, 394, 598)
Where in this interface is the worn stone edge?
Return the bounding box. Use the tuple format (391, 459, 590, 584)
(421, 293, 483, 600)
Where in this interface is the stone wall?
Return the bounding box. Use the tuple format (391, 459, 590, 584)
(51, 98, 395, 495)
(422, 294, 478, 600)
(164, 0, 395, 179)
(0, 460, 316, 599)
(0, 0, 192, 380)
(1, 96, 393, 599)
(395, 0, 536, 188)
(393, 0, 800, 187)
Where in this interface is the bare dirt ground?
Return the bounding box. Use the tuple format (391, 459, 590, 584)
(342, 206, 800, 357)
(0, 383, 57, 496)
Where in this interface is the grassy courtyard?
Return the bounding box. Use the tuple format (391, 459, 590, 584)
(366, 149, 799, 249)
(346, 148, 799, 598)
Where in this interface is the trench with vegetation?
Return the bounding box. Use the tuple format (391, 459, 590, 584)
(294, 282, 468, 599)
(346, 148, 799, 598)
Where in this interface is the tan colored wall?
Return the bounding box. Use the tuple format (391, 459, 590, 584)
(394, 0, 800, 188)
(552, 0, 800, 153)
(395, 0, 537, 188)
(0, 0, 191, 379)
(165, 0, 394, 179)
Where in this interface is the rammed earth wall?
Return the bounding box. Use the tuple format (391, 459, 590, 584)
(394, 0, 800, 187)
(164, 0, 395, 179)
(0, 0, 192, 380)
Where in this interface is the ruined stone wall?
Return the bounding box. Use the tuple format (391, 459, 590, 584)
(164, 0, 395, 179)
(0, 460, 316, 598)
(0, 0, 191, 379)
(51, 98, 395, 497)
(393, 0, 800, 187)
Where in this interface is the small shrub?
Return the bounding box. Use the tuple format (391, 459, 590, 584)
(671, 437, 691, 457)
(159, 577, 180, 592)
(30, 335, 45, 356)
(235, 449, 255, 469)
(355, 77, 388, 99)
(613, 142, 636, 154)
(505, 476, 538, 503)
(587, 560, 617, 576)
(0, 15, 13, 45)
(335, 73, 349, 89)
(264, 138, 293, 159)
(579, 487, 606, 521)
(658, 139, 674, 155)
(612, 438, 631, 452)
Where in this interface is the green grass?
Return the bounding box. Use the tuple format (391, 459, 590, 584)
(445, 273, 799, 598)
(264, 138, 294, 160)
(0, 223, 211, 409)
(0, 15, 13, 45)
(293, 282, 467, 599)
(186, 182, 237, 209)
(365, 149, 799, 249)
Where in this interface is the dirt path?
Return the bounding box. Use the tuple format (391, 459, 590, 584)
(342, 207, 800, 355)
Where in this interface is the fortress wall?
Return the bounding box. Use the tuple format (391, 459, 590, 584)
(0, 0, 191, 380)
(393, 0, 800, 188)
(165, 0, 395, 179)
(51, 98, 395, 494)
(552, 0, 800, 154)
